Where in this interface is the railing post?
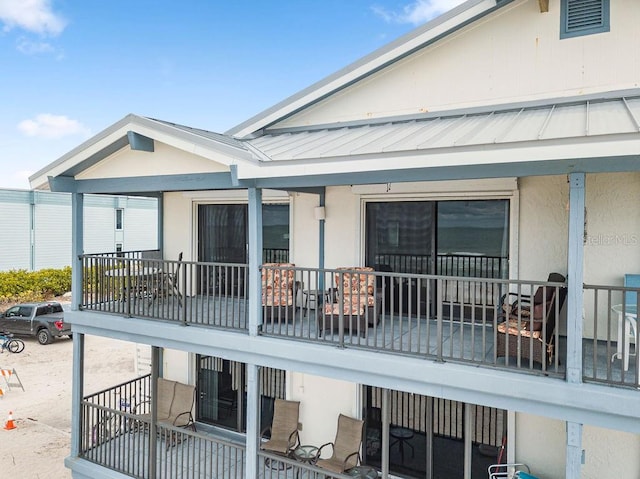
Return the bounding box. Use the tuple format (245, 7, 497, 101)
(181, 260, 187, 326)
(70, 332, 84, 458)
(71, 193, 84, 312)
(437, 278, 443, 361)
(125, 260, 131, 317)
(338, 271, 345, 347)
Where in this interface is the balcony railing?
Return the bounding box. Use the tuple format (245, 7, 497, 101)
(79, 255, 640, 388)
(81, 375, 246, 478)
(583, 283, 640, 387)
(81, 254, 248, 330)
(80, 377, 361, 478)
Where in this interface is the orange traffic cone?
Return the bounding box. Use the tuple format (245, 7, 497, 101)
(4, 411, 16, 430)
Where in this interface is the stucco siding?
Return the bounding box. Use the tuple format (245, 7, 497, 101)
(77, 142, 230, 180)
(289, 373, 358, 450)
(275, 0, 640, 129)
(516, 413, 640, 478)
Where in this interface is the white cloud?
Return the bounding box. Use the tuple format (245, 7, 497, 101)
(373, 0, 467, 25)
(16, 37, 55, 54)
(0, 0, 66, 36)
(18, 114, 90, 139)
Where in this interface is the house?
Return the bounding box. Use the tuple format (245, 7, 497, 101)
(29, 0, 640, 478)
(0, 188, 158, 271)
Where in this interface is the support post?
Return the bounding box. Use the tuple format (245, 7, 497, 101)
(566, 422, 583, 479)
(381, 389, 390, 478)
(149, 347, 159, 479)
(248, 187, 263, 336)
(71, 193, 84, 311)
(567, 173, 585, 384)
(70, 333, 84, 457)
(318, 190, 326, 290)
(246, 363, 260, 478)
(156, 192, 164, 253)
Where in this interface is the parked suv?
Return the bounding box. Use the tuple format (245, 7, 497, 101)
(0, 301, 71, 345)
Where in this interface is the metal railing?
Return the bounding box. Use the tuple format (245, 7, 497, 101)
(583, 284, 640, 387)
(81, 376, 246, 478)
(81, 254, 248, 330)
(263, 248, 289, 264)
(261, 265, 566, 377)
(257, 451, 355, 478)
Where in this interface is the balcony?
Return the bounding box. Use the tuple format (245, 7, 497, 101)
(79, 253, 640, 389)
(81, 376, 360, 478)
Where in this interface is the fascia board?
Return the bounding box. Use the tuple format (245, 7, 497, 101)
(226, 0, 500, 139)
(29, 115, 258, 190)
(234, 135, 640, 180)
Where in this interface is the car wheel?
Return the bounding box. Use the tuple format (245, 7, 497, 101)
(37, 328, 53, 345)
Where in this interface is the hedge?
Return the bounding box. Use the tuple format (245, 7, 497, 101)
(0, 266, 72, 303)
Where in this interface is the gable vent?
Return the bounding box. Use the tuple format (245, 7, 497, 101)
(561, 0, 609, 38)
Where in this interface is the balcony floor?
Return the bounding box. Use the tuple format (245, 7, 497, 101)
(93, 295, 639, 387)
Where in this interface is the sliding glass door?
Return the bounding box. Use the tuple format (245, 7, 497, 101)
(197, 203, 290, 294)
(365, 199, 509, 315)
(363, 386, 506, 478)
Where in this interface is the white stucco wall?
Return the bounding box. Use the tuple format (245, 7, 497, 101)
(516, 413, 640, 479)
(289, 372, 358, 455)
(276, 0, 640, 128)
(517, 176, 569, 280)
(290, 192, 320, 267)
(162, 348, 191, 384)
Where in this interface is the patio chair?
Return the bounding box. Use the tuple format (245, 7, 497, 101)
(496, 273, 567, 366)
(318, 267, 380, 337)
(135, 377, 196, 431)
(315, 413, 364, 474)
(262, 263, 297, 322)
(260, 399, 300, 455)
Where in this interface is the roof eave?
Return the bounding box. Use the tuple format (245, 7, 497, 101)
(29, 115, 257, 191)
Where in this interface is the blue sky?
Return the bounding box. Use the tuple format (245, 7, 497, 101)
(0, 0, 465, 189)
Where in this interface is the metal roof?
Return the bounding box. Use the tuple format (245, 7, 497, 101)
(247, 94, 640, 162)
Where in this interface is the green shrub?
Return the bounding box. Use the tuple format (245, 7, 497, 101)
(0, 266, 72, 303)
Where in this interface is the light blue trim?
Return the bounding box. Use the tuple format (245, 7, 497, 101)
(245, 364, 260, 479)
(247, 188, 263, 335)
(127, 131, 154, 152)
(251, 155, 640, 190)
(71, 193, 84, 311)
(157, 193, 164, 252)
(566, 173, 585, 384)
(70, 333, 84, 457)
(318, 191, 325, 291)
(49, 172, 242, 194)
(560, 0, 610, 39)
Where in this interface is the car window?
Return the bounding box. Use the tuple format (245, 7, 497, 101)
(18, 306, 33, 317)
(4, 306, 20, 317)
(36, 306, 48, 316)
(52, 304, 63, 313)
